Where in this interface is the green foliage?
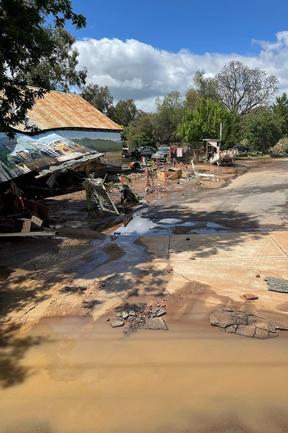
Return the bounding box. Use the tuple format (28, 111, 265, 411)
(193, 71, 219, 100)
(241, 108, 282, 151)
(153, 91, 184, 144)
(272, 93, 288, 136)
(109, 99, 137, 127)
(81, 84, 114, 116)
(185, 88, 203, 111)
(177, 98, 238, 146)
(25, 28, 87, 91)
(124, 113, 156, 149)
(0, 0, 86, 132)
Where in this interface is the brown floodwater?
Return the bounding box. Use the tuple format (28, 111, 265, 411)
(1, 317, 288, 433)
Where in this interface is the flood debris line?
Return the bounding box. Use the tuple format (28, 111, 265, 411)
(265, 277, 288, 293)
(109, 302, 168, 331)
(209, 308, 288, 338)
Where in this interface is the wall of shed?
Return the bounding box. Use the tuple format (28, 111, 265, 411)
(38, 130, 122, 168)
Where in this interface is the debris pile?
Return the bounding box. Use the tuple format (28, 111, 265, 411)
(209, 307, 288, 339)
(109, 302, 168, 331)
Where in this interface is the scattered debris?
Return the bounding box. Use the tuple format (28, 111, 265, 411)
(83, 177, 119, 215)
(240, 293, 259, 301)
(109, 302, 168, 331)
(209, 308, 287, 339)
(265, 277, 288, 293)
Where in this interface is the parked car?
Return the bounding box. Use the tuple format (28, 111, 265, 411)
(233, 144, 249, 156)
(130, 146, 157, 160)
(151, 146, 170, 161)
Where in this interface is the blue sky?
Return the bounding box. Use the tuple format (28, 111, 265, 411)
(66, 1, 288, 110)
(69, 0, 288, 54)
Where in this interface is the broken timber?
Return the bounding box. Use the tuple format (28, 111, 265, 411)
(83, 178, 119, 215)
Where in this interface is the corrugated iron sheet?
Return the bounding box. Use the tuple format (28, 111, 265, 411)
(0, 133, 103, 183)
(16, 91, 122, 132)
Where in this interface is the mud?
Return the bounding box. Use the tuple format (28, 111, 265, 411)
(1, 316, 288, 433)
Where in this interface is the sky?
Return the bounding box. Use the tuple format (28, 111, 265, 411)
(67, 0, 288, 110)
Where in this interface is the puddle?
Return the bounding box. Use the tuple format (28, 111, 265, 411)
(1, 317, 288, 433)
(114, 207, 230, 237)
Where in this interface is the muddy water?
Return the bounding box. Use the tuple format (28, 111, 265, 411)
(1, 319, 288, 433)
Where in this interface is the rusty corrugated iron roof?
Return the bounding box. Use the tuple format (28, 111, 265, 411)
(16, 91, 122, 133)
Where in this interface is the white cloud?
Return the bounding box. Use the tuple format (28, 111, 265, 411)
(75, 32, 288, 111)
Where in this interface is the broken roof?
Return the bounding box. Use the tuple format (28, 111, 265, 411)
(15, 91, 122, 133)
(0, 133, 103, 183)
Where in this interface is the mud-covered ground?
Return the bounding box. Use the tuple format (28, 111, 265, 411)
(0, 158, 288, 433)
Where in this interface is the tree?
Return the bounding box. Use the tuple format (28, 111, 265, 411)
(110, 99, 137, 127)
(154, 91, 184, 144)
(124, 112, 155, 149)
(177, 98, 238, 145)
(0, 0, 86, 133)
(241, 107, 282, 151)
(272, 93, 288, 136)
(81, 84, 113, 115)
(25, 28, 87, 92)
(215, 61, 278, 115)
(185, 88, 202, 111)
(193, 71, 219, 100)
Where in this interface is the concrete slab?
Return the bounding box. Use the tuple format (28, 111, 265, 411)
(169, 233, 287, 261)
(269, 232, 288, 256)
(139, 236, 170, 259)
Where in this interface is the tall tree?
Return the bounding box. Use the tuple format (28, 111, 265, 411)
(193, 71, 219, 100)
(215, 61, 278, 115)
(25, 28, 87, 92)
(110, 99, 137, 126)
(124, 112, 156, 149)
(177, 98, 238, 145)
(154, 91, 184, 144)
(241, 107, 282, 151)
(272, 93, 288, 136)
(81, 84, 113, 115)
(0, 0, 86, 133)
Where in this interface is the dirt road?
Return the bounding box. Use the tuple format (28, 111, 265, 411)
(0, 158, 288, 433)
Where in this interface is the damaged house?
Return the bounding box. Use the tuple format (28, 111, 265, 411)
(0, 91, 122, 232)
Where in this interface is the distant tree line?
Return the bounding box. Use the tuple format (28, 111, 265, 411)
(81, 61, 288, 154)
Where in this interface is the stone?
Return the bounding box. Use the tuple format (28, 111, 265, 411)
(236, 325, 256, 338)
(241, 293, 259, 301)
(256, 274, 261, 278)
(122, 311, 129, 320)
(110, 320, 124, 328)
(129, 310, 136, 316)
(144, 317, 168, 330)
(266, 277, 288, 293)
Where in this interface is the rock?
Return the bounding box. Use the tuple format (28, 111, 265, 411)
(122, 311, 129, 320)
(129, 310, 136, 316)
(266, 277, 288, 293)
(210, 308, 281, 339)
(241, 293, 259, 301)
(236, 325, 256, 338)
(110, 320, 124, 328)
(106, 318, 110, 322)
(256, 274, 261, 278)
(116, 312, 122, 318)
(144, 317, 168, 330)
